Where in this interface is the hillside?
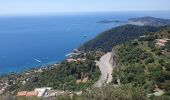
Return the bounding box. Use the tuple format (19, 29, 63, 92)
(1, 18, 170, 100)
(128, 16, 170, 27)
(79, 24, 159, 52)
(113, 26, 170, 97)
(0, 52, 101, 95)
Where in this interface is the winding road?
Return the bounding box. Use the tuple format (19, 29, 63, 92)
(94, 52, 113, 87)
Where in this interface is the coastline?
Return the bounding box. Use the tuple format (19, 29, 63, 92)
(0, 27, 123, 75)
(0, 60, 59, 75)
(0, 49, 80, 75)
(0, 16, 120, 74)
(0, 14, 129, 75)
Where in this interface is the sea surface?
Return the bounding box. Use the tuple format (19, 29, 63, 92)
(0, 11, 170, 74)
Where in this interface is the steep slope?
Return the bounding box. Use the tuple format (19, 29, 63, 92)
(79, 24, 159, 52)
(94, 52, 113, 87)
(113, 26, 170, 96)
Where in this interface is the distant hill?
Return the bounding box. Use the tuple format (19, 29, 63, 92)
(128, 16, 170, 27)
(79, 24, 159, 52)
(97, 20, 122, 24)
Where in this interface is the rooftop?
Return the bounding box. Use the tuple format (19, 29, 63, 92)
(26, 91, 38, 97)
(17, 91, 27, 96)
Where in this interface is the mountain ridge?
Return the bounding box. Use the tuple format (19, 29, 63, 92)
(79, 24, 159, 52)
(128, 16, 170, 27)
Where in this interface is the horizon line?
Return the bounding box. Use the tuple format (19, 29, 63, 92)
(0, 10, 170, 17)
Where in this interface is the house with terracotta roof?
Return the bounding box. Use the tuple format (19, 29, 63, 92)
(26, 91, 38, 97)
(77, 58, 86, 62)
(17, 91, 27, 97)
(17, 87, 52, 97)
(67, 58, 76, 63)
(17, 91, 38, 97)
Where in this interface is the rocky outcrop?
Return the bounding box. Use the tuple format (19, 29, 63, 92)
(110, 48, 116, 66)
(94, 53, 113, 87)
(110, 47, 121, 85)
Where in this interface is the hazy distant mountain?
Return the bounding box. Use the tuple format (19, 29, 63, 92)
(97, 20, 122, 23)
(128, 16, 170, 27)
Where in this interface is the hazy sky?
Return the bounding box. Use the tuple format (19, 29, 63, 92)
(0, 0, 170, 15)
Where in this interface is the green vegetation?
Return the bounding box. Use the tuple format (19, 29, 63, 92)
(80, 84, 148, 100)
(1, 23, 170, 100)
(1, 84, 170, 100)
(0, 94, 41, 100)
(4, 53, 100, 93)
(1, 85, 149, 100)
(114, 26, 170, 96)
(79, 24, 159, 52)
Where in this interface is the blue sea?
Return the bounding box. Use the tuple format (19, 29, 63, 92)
(0, 11, 170, 74)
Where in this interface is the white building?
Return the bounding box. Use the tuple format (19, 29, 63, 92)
(34, 87, 52, 97)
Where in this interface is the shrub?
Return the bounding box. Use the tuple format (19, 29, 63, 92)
(165, 63, 170, 71)
(80, 84, 148, 100)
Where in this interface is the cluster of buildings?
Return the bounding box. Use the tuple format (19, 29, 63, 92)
(0, 81, 7, 95)
(67, 58, 86, 63)
(65, 49, 82, 57)
(17, 87, 82, 98)
(139, 34, 170, 48)
(1, 49, 86, 96)
(156, 38, 170, 47)
(66, 49, 86, 63)
(17, 87, 66, 98)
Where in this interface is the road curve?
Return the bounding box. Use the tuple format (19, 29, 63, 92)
(94, 52, 113, 87)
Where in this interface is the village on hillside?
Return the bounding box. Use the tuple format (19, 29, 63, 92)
(0, 49, 89, 98)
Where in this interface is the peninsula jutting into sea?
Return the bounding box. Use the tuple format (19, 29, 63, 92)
(0, 11, 170, 74)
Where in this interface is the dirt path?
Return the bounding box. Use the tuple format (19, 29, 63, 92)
(94, 52, 113, 87)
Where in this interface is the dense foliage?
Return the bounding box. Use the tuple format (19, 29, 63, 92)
(1, 22, 170, 100)
(0, 85, 149, 100)
(79, 24, 159, 52)
(79, 84, 148, 100)
(5, 53, 100, 93)
(114, 26, 170, 96)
